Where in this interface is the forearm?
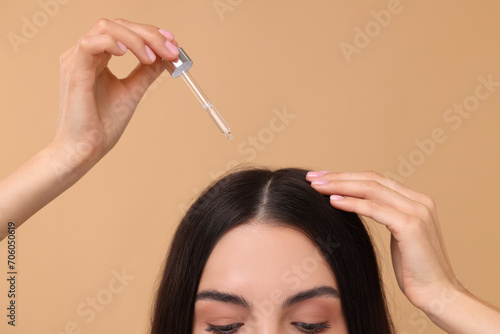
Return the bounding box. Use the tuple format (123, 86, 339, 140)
(422, 285, 500, 333)
(0, 142, 95, 241)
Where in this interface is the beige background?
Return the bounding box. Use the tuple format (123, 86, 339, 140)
(1, 0, 499, 333)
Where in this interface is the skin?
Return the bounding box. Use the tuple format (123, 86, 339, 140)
(193, 223, 348, 333)
(0, 18, 499, 334)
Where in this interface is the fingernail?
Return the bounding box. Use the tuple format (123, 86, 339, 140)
(158, 28, 174, 40)
(145, 45, 156, 62)
(311, 179, 328, 185)
(330, 195, 344, 201)
(165, 41, 179, 56)
(117, 41, 127, 53)
(307, 171, 329, 178)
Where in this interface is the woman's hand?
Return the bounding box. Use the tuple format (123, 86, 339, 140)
(52, 18, 180, 170)
(0, 18, 179, 238)
(306, 170, 458, 308)
(305, 171, 500, 333)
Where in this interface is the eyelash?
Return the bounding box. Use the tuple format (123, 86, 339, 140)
(204, 323, 243, 334)
(292, 322, 331, 333)
(204, 322, 331, 334)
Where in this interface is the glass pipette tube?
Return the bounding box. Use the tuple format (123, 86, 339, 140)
(180, 71, 233, 140)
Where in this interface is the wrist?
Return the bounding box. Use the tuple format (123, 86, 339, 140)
(0, 139, 100, 229)
(419, 285, 500, 333)
(44, 138, 101, 183)
(417, 284, 463, 321)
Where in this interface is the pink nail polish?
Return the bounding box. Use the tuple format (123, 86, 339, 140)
(158, 28, 174, 40)
(117, 41, 127, 53)
(330, 195, 344, 201)
(165, 41, 179, 56)
(307, 171, 328, 178)
(145, 45, 156, 62)
(311, 179, 328, 185)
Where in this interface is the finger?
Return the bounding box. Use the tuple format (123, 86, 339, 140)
(112, 18, 179, 58)
(310, 179, 432, 221)
(307, 171, 432, 208)
(121, 57, 165, 94)
(327, 194, 419, 238)
(87, 18, 179, 62)
(71, 34, 128, 86)
(83, 18, 157, 64)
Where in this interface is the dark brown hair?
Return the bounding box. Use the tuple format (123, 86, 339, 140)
(150, 166, 394, 333)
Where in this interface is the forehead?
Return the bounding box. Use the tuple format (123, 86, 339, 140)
(198, 223, 338, 299)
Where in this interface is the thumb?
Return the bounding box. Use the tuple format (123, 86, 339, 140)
(121, 57, 166, 95)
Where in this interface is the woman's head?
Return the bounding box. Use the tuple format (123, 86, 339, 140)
(150, 166, 393, 333)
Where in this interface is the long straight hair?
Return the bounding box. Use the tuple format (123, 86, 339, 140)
(150, 166, 394, 333)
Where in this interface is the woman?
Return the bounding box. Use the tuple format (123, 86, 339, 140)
(151, 166, 394, 333)
(0, 18, 499, 333)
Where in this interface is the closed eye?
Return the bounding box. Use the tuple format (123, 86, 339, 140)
(204, 323, 244, 334)
(292, 321, 331, 333)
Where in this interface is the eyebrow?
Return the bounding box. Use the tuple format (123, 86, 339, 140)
(282, 286, 339, 309)
(196, 290, 251, 308)
(195, 285, 339, 310)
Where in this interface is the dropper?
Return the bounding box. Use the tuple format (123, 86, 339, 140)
(162, 48, 233, 140)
